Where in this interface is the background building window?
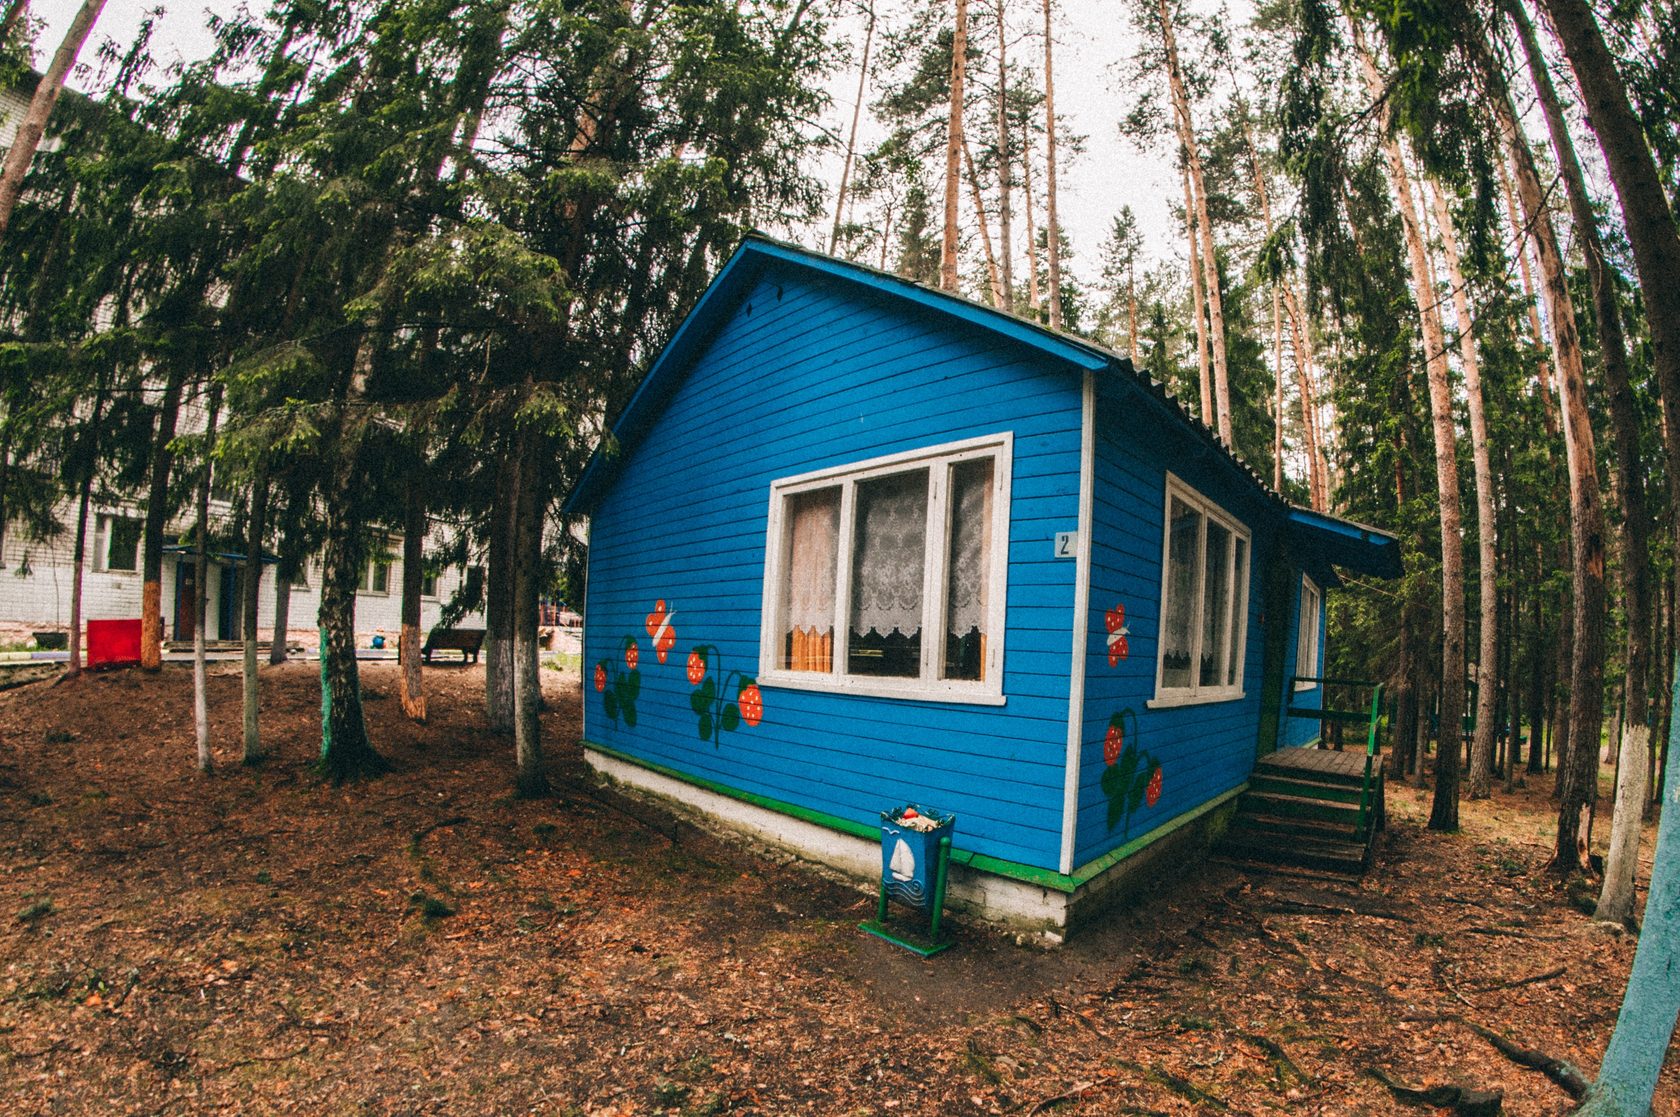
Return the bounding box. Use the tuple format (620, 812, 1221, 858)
(93, 515, 142, 573)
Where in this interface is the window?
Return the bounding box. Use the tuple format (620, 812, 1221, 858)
(759, 434, 1011, 703)
(1152, 475, 1251, 705)
(289, 560, 310, 588)
(421, 563, 439, 600)
(359, 555, 391, 595)
(1295, 575, 1322, 688)
(93, 515, 142, 573)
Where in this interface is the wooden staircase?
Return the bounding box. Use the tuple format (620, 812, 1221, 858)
(1221, 747, 1383, 873)
(1220, 677, 1386, 874)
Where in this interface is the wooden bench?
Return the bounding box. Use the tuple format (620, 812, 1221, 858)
(422, 626, 485, 665)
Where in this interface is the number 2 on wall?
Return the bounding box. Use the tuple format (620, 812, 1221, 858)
(1054, 531, 1078, 559)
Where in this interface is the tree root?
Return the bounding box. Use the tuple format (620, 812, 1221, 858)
(1244, 1033, 1314, 1087)
(1112, 1057, 1232, 1111)
(1365, 1067, 1503, 1114)
(1455, 1018, 1589, 1100)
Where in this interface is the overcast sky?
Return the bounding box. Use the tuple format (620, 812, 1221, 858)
(27, 0, 1245, 294)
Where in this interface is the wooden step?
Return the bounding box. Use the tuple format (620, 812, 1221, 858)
(1218, 823, 1370, 874)
(1253, 753, 1369, 788)
(1240, 790, 1363, 829)
(1232, 810, 1366, 844)
(1248, 772, 1367, 804)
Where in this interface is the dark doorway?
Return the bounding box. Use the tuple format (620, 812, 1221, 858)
(218, 566, 239, 641)
(174, 561, 196, 641)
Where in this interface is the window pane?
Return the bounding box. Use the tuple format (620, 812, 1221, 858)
(1200, 519, 1232, 687)
(943, 458, 993, 681)
(109, 518, 141, 572)
(1161, 498, 1199, 689)
(848, 469, 927, 677)
(1227, 537, 1249, 686)
(781, 487, 840, 672)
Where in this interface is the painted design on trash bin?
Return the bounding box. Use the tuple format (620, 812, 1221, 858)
(1105, 603, 1130, 667)
(687, 644, 763, 745)
(644, 600, 677, 665)
(594, 635, 642, 729)
(889, 838, 915, 882)
(1101, 707, 1163, 835)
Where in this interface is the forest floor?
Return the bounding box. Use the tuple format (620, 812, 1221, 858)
(0, 662, 1674, 1116)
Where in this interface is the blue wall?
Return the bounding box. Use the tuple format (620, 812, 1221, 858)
(1073, 374, 1303, 869)
(583, 266, 1084, 871)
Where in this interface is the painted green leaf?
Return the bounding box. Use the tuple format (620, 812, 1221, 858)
(1128, 762, 1149, 812)
(1116, 741, 1140, 790)
(622, 699, 637, 728)
(698, 710, 713, 741)
(721, 703, 740, 733)
(621, 671, 641, 700)
(603, 690, 619, 721)
(1106, 786, 1125, 830)
(690, 688, 709, 715)
(698, 676, 715, 705)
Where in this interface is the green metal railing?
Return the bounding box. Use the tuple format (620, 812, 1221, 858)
(1286, 676, 1385, 841)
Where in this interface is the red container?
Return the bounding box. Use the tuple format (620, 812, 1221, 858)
(86, 618, 143, 669)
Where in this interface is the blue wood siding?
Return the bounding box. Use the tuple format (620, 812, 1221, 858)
(583, 269, 1083, 871)
(1073, 375, 1290, 869)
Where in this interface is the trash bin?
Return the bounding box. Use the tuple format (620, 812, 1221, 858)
(862, 804, 956, 956)
(880, 804, 954, 911)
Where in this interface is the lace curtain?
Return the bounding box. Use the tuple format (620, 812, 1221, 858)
(849, 469, 928, 638)
(1161, 499, 1199, 689)
(783, 488, 839, 630)
(944, 459, 993, 664)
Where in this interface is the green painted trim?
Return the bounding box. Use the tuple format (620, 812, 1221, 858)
(584, 741, 878, 840)
(585, 741, 1246, 896)
(1066, 785, 1246, 884)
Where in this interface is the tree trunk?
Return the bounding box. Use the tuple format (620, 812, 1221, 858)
(1180, 160, 1212, 423)
(828, 2, 874, 256)
(1157, 0, 1229, 443)
(241, 464, 267, 764)
(193, 385, 222, 773)
(400, 473, 427, 722)
(0, 0, 107, 241)
(1022, 133, 1041, 313)
(511, 434, 548, 797)
(1272, 285, 1285, 493)
(1574, 666, 1680, 1116)
(485, 453, 516, 732)
(140, 366, 185, 671)
(1426, 179, 1500, 800)
(67, 472, 92, 678)
(315, 411, 385, 783)
(1498, 154, 1562, 437)
(995, 0, 1013, 311)
(272, 569, 291, 665)
(1510, 1, 1653, 915)
(1357, 26, 1464, 830)
(1040, 0, 1062, 329)
(1489, 81, 1607, 870)
(962, 139, 1005, 305)
(940, 0, 969, 292)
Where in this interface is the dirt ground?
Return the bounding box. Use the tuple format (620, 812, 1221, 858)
(0, 661, 1674, 1116)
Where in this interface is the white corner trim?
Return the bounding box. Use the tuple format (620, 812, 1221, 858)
(1059, 370, 1097, 876)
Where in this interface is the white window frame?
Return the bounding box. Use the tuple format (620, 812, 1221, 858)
(359, 554, 392, 596)
(1295, 575, 1322, 690)
(757, 432, 1013, 705)
(1148, 473, 1252, 708)
(92, 513, 141, 574)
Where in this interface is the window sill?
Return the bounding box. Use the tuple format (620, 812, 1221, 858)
(759, 671, 1007, 707)
(1293, 680, 1318, 692)
(1146, 690, 1245, 709)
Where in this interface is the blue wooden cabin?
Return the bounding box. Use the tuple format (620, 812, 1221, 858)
(565, 236, 1399, 940)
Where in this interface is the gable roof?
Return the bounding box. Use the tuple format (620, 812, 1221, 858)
(564, 234, 1399, 579)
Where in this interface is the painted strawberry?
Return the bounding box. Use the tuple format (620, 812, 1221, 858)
(624, 641, 640, 671)
(738, 683, 763, 727)
(687, 649, 707, 686)
(1105, 603, 1130, 667)
(594, 663, 607, 692)
(1145, 764, 1163, 807)
(1104, 715, 1125, 766)
(646, 599, 677, 664)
